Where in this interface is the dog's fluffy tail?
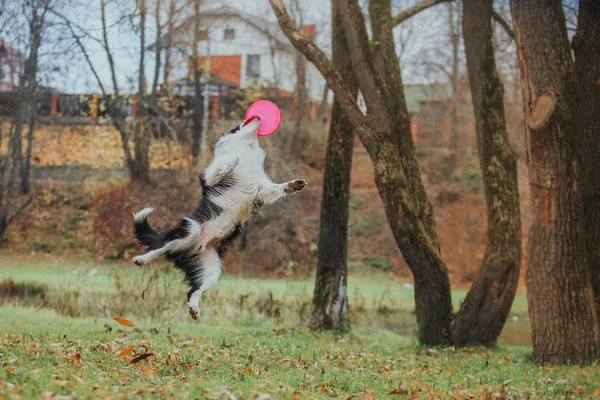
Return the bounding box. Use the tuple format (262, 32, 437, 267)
(133, 208, 159, 248)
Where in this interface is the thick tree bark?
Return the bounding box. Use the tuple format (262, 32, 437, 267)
(512, 0, 599, 364)
(451, 0, 521, 347)
(573, 0, 600, 327)
(308, 0, 357, 331)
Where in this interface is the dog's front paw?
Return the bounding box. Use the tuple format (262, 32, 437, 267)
(188, 305, 200, 321)
(133, 256, 146, 266)
(286, 179, 307, 194)
(218, 157, 239, 176)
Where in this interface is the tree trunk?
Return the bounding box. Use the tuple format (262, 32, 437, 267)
(512, 0, 599, 364)
(309, 0, 357, 331)
(132, 0, 150, 184)
(15, 3, 44, 194)
(316, 84, 329, 122)
(21, 113, 35, 194)
(444, 2, 461, 178)
(163, 0, 177, 88)
(191, 0, 202, 161)
(362, 0, 453, 345)
(451, 0, 521, 347)
(151, 0, 162, 96)
(573, 0, 600, 326)
(291, 50, 308, 157)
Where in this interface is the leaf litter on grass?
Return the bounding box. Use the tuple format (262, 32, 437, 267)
(1, 311, 600, 399)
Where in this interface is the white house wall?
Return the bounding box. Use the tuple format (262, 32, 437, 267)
(181, 15, 324, 100)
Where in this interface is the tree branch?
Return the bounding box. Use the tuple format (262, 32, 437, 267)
(492, 9, 515, 40)
(393, 0, 452, 26)
(268, 0, 369, 138)
(338, 0, 389, 118)
(51, 9, 107, 96)
(6, 196, 32, 227)
(101, 0, 120, 96)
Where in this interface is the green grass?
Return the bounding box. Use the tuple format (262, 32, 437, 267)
(1, 254, 598, 399)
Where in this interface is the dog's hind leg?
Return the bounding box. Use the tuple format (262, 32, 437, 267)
(133, 218, 202, 266)
(186, 246, 222, 320)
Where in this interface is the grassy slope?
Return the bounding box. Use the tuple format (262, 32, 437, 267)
(0, 255, 598, 399)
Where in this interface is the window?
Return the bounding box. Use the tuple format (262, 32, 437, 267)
(246, 55, 260, 78)
(224, 28, 235, 40)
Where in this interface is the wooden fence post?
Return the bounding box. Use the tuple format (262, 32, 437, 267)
(211, 96, 220, 120)
(50, 93, 58, 118)
(91, 93, 98, 120)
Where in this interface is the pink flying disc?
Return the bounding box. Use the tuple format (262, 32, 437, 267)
(245, 100, 281, 136)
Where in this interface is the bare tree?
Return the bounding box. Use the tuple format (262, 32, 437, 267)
(289, 0, 310, 158)
(271, 0, 453, 344)
(271, 0, 526, 347)
(133, 0, 150, 183)
(191, 0, 203, 162)
(512, 0, 599, 364)
(418, 0, 463, 178)
(60, 0, 151, 183)
(11, 0, 50, 194)
(0, 0, 51, 237)
(309, 0, 358, 331)
(151, 0, 162, 95)
(451, 0, 521, 346)
(162, 0, 178, 87)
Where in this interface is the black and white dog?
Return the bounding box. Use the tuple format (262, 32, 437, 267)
(132, 118, 307, 320)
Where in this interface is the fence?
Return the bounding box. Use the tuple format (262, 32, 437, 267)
(0, 81, 245, 124)
(0, 84, 327, 126)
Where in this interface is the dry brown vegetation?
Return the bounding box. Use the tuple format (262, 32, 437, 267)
(1, 115, 531, 287)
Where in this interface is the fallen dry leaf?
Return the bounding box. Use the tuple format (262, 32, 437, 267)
(388, 386, 406, 395)
(63, 354, 81, 363)
(117, 345, 135, 359)
(130, 353, 154, 364)
(113, 317, 134, 327)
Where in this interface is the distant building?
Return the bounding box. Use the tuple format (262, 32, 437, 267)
(0, 38, 24, 92)
(164, 5, 324, 100)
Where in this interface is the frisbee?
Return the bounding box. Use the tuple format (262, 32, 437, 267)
(245, 100, 281, 136)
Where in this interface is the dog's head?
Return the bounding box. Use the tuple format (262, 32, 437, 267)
(214, 118, 264, 156)
(215, 118, 261, 151)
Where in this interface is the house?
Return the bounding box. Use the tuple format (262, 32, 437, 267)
(165, 5, 325, 101)
(0, 38, 24, 92)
